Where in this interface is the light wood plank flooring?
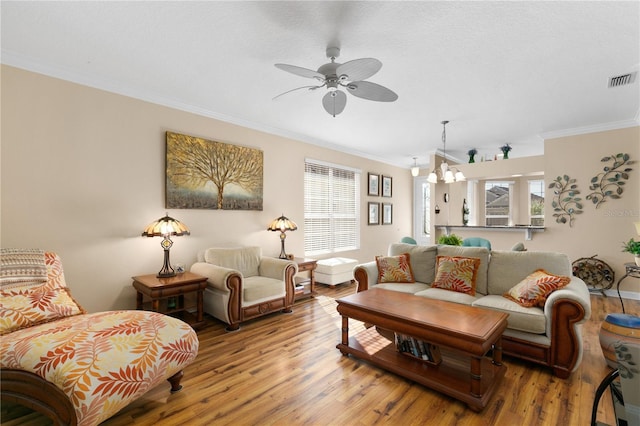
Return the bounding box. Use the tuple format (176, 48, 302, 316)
(2, 283, 638, 425)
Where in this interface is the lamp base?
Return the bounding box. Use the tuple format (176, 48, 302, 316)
(278, 232, 288, 259)
(157, 247, 176, 278)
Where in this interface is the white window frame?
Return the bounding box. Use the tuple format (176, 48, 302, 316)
(528, 179, 545, 226)
(304, 159, 360, 256)
(413, 176, 431, 245)
(484, 181, 514, 226)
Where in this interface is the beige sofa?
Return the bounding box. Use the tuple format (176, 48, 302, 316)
(353, 243, 592, 378)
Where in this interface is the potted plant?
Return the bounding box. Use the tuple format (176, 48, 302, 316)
(500, 143, 512, 159)
(467, 148, 477, 163)
(437, 234, 463, 246)
(622, 238, 640, 266)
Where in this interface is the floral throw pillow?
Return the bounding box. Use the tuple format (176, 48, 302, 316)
(431, 256, 481, 295)
(376, 253, 415, 283)
(503, 269, 571, 307)
(0, 286, 85, 335)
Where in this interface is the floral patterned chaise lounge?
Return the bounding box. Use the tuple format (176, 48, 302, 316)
(0, 250, 199, 426)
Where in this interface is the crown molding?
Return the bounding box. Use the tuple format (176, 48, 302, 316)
(540, 118, 640, 140)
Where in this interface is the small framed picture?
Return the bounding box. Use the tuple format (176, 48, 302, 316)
(382, 175, 392, 197)
(382, 203, 393, 225)
(368, 202, 380, 225)
(368, 173, 380, 196)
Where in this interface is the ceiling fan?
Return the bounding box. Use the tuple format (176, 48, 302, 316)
(274, 47, 398, 117)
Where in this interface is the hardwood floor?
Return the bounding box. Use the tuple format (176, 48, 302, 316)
(2, 283, 638, 425)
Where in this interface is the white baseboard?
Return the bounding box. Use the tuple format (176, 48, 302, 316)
(602, 289, 640, 301)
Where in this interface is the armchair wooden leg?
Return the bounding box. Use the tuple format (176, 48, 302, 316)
(282, 307, 293, 313)
(225, 323, 240, 332)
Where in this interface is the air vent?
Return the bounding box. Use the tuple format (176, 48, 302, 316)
(608, 72, 637, 88)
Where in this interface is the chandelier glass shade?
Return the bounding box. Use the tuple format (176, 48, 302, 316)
(427, 121, 465, 184)
(411, 157, 420, 177)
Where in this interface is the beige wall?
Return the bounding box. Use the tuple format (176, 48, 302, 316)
(1, 65, 412, 312)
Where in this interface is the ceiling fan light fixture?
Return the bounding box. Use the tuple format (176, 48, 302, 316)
(274, 46, 397, 116)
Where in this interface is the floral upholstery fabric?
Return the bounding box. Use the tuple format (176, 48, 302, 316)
(503, 268, 571, 307)
(0, 251, 85, 334)
(0, 252, 199, 426)
(431, 255, 481, 296)
(376, 253, 415, 283)
(1, 310, 199, 426)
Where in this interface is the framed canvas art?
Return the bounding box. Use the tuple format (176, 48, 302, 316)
(166, 131, 263, 210)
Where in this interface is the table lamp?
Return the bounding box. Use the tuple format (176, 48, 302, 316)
(142, 213, 190, 277)
(267, 214, 297, 259)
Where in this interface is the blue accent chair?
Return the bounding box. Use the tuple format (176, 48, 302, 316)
(462, 237, 491, 250)
(400, 236, 417, 245)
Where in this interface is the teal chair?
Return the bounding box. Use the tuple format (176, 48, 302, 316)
(400, 236, 417, 245)
(462, 237, 491, 250)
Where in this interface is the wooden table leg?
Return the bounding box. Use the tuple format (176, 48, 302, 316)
(136, 291, 143, 310)
(152, 298, 160, 312)
(341, 316, 349, 346)
(470, 356, 482, 398)
(492, 337, 503, 366)
(196, 289, 204, 322)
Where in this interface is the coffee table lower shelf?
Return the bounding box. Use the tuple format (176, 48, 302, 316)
(337, 327, 506, 411)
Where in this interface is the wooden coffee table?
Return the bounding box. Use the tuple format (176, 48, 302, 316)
(336, 288, 508, 411)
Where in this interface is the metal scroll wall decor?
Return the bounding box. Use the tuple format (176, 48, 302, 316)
(586, 153, 634, 208)
(549, 175, 583, 227)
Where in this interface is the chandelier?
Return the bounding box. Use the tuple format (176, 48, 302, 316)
(427, 120, 466, 184)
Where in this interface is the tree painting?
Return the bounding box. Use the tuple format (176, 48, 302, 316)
(166, 132, 263, 210)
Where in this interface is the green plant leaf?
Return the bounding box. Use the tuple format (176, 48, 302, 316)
(602, 156, 611, 162)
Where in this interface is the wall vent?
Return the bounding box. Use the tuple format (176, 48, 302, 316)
(608, 72, 637, 88)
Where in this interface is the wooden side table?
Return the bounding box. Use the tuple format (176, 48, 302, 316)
(293, 258, 317, 300)
(132, 271, 208, 329)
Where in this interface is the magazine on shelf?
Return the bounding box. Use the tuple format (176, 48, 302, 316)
(394, 332, 442, 365)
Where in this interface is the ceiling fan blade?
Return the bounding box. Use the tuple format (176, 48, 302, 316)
(272, 84, 324, 100)
(322, 90, 347, 117)
(347, 81, 398, 102)
(275, 63, 325, 81)
(336, 58, 382, 82)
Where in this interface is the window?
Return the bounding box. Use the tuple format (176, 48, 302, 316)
(485, 181, 512, 226)
(529, 180, 545, 226)
(304, 159, 360, 256)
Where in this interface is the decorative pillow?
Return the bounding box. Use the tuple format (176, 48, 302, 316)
(431, 256, 481, 295)
(0, 248, 48, 289)
(503, 269, 571, 307)
(0, 286, 85, 335)
(376, 253, 415, 283)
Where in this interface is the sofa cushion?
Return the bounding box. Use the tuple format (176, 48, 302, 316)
(376, 253, 415, 283)
(415, 287, 480, 305)
(0, 286, 85, 335)
(376, 282, 430, 294)
(204, 246, 261, 277)
(242, 276, 285, 305)
(473, 295, 546, 334)
(388, 243, 437, 284)
(488, 250, 571, 295)
(503, 269, 571, 307)
(431, 256, 481, 296)
(437, 246, 490, 295)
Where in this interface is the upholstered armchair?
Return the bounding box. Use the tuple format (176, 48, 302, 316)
(191, 247, 297, 331)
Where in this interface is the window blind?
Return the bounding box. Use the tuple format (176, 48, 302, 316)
(304, 159, 360, 256)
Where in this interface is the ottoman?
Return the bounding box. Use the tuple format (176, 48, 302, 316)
(316, 257, 358, 287)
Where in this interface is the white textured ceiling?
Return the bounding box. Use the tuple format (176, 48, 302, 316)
(2, 1, 639, 168)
